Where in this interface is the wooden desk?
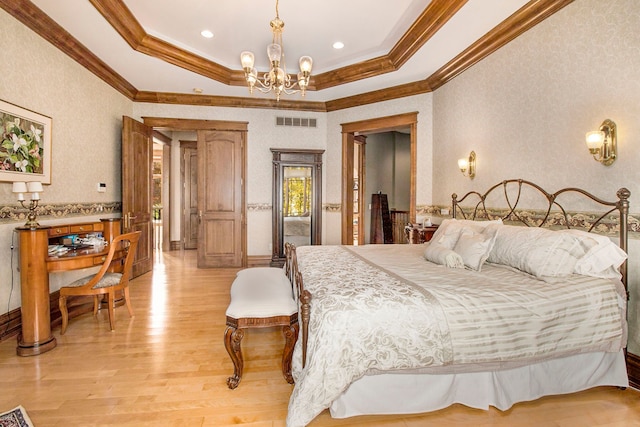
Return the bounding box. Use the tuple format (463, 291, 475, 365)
(16, 219, 120, 356)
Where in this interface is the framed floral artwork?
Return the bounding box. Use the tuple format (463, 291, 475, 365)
(0, 99, 52, 184)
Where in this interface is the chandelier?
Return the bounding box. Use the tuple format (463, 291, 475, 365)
(240, 0, 313, 101)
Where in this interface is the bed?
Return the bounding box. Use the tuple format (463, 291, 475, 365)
(285, 180, 631, 427)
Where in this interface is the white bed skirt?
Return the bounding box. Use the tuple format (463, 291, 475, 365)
(330, 350, 629, 419)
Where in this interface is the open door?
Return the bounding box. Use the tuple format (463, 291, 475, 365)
(122, 116, 153, 277)
(197, 129, 246, 268)
(181, 141, 198, 250)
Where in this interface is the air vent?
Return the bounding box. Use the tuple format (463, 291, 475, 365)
(276, 116, 317, 128)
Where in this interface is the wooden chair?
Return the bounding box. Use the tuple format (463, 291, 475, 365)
(58, 231, 141, 334)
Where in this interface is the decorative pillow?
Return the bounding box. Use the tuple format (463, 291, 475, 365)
(487, 225, 592, 278)
(429, 218, 502, 250)
(424, 242, 465, 268)
(453, 225, 499, 271)
(559, 229, 627, 279)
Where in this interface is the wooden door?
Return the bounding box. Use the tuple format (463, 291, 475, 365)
(181, 142, 198, 250)
(122, 116, 153, 277)
(197, 130, 245, 268)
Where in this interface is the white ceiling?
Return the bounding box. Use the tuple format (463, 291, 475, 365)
(29, 0, 532, 102)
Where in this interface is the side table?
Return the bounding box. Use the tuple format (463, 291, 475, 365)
(404, 225, 439, 244)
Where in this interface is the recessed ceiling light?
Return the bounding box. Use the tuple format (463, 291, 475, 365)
(201, 30, 214, 39)
(333, 41, 344, 49)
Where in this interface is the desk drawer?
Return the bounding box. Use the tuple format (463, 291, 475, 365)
(70, 224, 94, 233)
(93, 254, 108, 265)
(48, 226, 70, 237)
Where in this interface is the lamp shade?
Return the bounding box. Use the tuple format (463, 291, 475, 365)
(12, 182, 28, 193)
(586, 131, 605, 150)
(299, 56, 313, 73)
(458, 158, 468, 170)
(267, 43, 282, 63)
(240, 51, 255, 69)
(27, 181, 43, 193)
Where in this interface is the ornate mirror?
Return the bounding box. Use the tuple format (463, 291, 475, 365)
(271, 148, 324, 265)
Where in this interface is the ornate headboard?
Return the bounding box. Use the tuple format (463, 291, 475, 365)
(451, 179, 630, 288)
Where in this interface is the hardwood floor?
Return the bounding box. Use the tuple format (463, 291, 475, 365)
(1, 250, 639, 426)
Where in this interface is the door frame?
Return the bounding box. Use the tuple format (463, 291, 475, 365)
(142, 117, 248, 266)
(353, 135, 366, 245)
(340, 112, 418, 245)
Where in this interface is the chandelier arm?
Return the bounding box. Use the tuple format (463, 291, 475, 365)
(281, 87, 301, 95)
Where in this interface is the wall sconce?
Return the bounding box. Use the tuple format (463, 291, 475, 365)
(12, 181, 44, 228)
(458, 151, 476, 178)
(585, 119, 617, 166)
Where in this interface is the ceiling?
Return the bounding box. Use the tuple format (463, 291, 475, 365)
(4, 0, 573, 111)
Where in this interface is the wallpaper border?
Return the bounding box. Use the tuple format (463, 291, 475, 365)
(419, 205, 640, 237)
(0, 202, 121, 224)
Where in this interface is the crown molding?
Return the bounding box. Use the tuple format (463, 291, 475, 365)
(134, 91, 327, 112)
(88, 0, 246, 86)
(88, 0, 466, 91)
(426, 0, 574, 90)
(0, 0, 574, 112)
(0, 0, 138, 99)
(326, 80, 432, 112)
(311, 0, 467, 90)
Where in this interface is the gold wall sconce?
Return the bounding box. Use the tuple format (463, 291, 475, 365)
(458, 151, 476, 178)
(585, 119, 617, 166)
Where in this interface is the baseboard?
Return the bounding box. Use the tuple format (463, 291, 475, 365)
(627, 351, 640, 389)
(0, 307, 21, 342)
(170, 240, 181, 251)
(0, 291, 96, 343)
(247, 255, 272, 267)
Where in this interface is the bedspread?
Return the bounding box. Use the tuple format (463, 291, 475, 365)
(286, 244, 625, 427)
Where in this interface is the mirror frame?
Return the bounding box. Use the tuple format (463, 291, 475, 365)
(271, 148, 324, 265)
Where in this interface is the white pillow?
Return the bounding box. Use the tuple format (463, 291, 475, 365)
(430, 218, 502, 250)
(487, 225, 591, 278)
(453, 225, 499, 271)
(559, 229, 627, 279)
(424, 242, 465, 268)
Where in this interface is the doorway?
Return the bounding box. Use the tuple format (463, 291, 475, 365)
(142, 117, 248, 268)
(151, 131, 171, 253)
(341, 112, 418, 245)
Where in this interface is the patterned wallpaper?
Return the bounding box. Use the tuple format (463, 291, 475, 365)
(0, 8, 132, 312)
(431, 0, 640, 353)
(432, 0, 640, 212)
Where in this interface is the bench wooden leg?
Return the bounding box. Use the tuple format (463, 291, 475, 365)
(224, 325, 245, 389)
(281, 322, 299, 384)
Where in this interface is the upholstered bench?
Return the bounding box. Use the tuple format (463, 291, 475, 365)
(224, 267, 299, 389)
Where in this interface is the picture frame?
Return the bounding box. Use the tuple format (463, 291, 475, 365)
(0, 99, 52, 184)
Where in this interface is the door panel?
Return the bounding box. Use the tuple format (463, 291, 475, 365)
(182, 143, 198, 250)
(122, 116, 153, 277)
(197, 130, 245, 268)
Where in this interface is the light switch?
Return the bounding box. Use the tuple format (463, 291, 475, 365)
(97, 182, 106, 193)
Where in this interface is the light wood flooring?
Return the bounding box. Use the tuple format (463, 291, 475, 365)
(1, 250, 639, 426)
